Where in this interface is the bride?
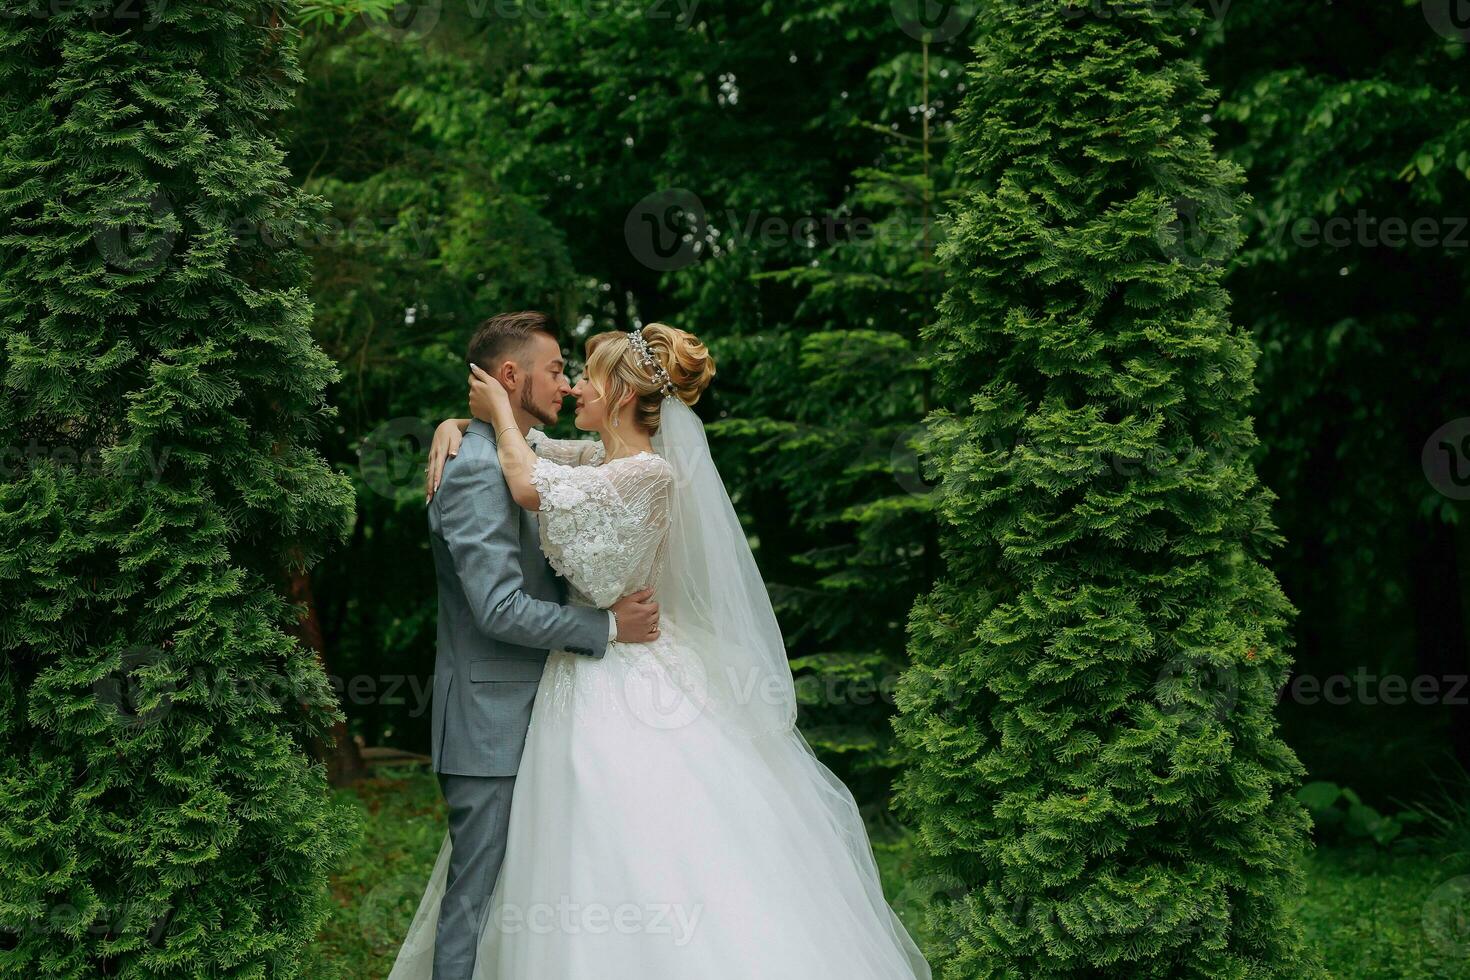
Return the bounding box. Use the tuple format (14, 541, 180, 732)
(390, 323, 930, 979)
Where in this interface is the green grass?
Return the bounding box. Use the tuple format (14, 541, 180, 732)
(1298, 846, 1470, 979)
(312, 766, 1470, 979)
(306, 767, 447, 980)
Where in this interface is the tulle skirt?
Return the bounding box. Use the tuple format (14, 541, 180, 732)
(387, 623, 930, 979)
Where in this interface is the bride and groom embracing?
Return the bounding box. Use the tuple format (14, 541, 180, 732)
(390, 310, 930, 979)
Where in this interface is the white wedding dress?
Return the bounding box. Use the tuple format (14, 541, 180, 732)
(388, 403, 930, 979)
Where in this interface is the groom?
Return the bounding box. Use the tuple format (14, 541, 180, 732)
(426, 311, 660, 980)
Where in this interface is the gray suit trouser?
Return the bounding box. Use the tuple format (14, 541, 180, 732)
(432, 773, 516, 980)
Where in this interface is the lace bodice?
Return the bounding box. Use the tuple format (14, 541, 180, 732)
(525, 430, 607, 467)
(527, 435, 674, 610)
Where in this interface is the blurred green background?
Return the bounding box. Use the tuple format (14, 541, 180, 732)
(288, 0, 1469, 816)
(278, 2, 1470, 974)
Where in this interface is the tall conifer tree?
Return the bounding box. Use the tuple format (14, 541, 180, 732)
(894, 2, 1319, 975)
(0, 3, 355, 974)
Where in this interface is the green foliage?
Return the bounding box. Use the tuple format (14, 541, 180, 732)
(1206, 4, 1470, 729)
(280, 14, 581, 750)
(1299, 845, 1470, 980)
(1295, 782, 1424, 848)
(1408, 775, 1470, 874)
(280, 0, 974, 805)
(490, 0, 974, 809)
(306, 768, 445, 977)
(722, 121, 959, 807)
(893, 1, 1318, 975)
(0, 3, 357, 974)
(295, 0, 397, 29)
(270, 0, 1467, 834)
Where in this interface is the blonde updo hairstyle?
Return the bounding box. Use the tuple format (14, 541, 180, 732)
(583, 323, 715, 435)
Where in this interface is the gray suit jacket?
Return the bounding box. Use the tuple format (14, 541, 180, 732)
(427, 420, 609, 777)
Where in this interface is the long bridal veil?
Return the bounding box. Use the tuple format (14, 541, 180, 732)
(650, 397, 930, 977)
(648, 396, 794, 736)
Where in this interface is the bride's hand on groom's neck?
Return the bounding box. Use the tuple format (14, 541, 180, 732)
(425, 419, 467, 503)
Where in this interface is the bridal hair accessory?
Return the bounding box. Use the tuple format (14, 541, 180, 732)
(627, 327, 677, 398)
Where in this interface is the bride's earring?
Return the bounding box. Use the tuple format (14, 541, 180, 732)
(612, 413, 620, 429)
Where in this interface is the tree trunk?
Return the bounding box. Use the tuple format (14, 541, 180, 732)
(290, 568, 368, 786)
(1448, 514, 1470, 773)
(1411, 516, 1470, 774)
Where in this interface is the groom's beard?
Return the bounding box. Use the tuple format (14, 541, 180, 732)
(521, 381, 558, 428)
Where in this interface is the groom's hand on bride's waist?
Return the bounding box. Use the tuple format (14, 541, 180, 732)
(611, 588, 660, 643)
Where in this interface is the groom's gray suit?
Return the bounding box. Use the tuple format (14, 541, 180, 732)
(427, 419, 610, 980)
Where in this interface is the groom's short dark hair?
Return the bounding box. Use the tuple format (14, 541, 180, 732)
(467, 311, 560, 372)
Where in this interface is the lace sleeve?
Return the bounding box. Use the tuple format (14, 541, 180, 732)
(525, 429, 605, 466)
(530, 455, 674, 609)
